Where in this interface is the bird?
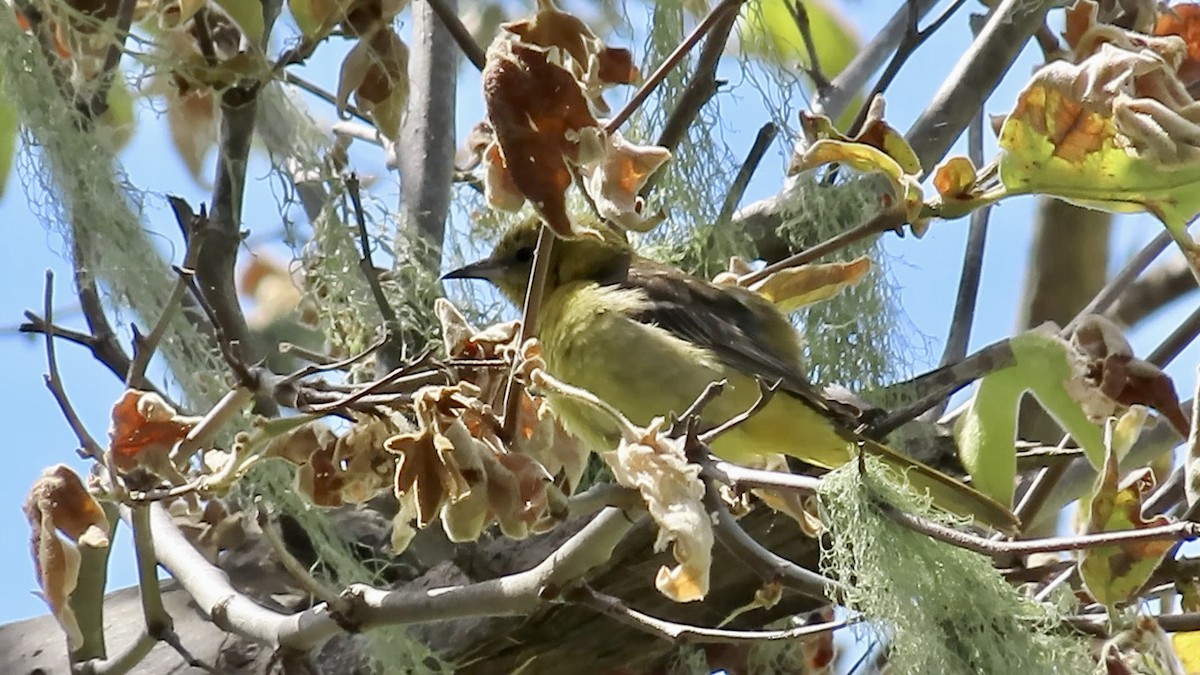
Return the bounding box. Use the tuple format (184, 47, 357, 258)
(443, 217, 1018, 532)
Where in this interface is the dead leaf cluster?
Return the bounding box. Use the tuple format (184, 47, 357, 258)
(474, 0, 668, 237)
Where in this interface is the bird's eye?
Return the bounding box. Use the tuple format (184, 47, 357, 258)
(514, 246, 535, 264)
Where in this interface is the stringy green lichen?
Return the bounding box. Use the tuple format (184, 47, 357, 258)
(0, 11, 229, 408)
(817, 457, 1090, 675)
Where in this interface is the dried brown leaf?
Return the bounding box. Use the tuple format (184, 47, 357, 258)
(24, 465, 110, 650)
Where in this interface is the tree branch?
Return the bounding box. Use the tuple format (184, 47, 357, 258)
(905, 0, 1055, 169)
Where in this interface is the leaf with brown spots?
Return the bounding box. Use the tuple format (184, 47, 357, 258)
(999, 16, 1200, 263)
(1078, 444, 1175, 609)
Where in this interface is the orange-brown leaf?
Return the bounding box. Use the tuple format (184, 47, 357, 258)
(483, 40, 598, 236)
(107, 390, 195, 470)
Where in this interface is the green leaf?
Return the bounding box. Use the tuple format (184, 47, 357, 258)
(735, 0, 860, 126)
(955, 329, 1106, 507)
(213, 0, 266, 46)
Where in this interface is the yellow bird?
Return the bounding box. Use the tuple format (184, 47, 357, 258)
(445, 219, 1017, 532)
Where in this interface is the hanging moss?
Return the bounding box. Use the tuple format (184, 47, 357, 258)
(817, 456, 1090, 675)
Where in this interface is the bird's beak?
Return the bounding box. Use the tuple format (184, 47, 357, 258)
(441, 257, 499, 282)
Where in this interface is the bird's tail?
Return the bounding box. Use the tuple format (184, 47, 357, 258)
(857, 438, 1020, 534)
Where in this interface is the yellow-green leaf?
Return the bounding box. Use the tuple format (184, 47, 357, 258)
(997, 40, 1200, 265)
(213, 0, 266, 45)
(1078, 446, 1174, 610)
(745, 255, 870, 313)
(954, 327, 1107, 506)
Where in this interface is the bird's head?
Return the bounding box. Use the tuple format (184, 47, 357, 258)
(443, 216, 631, 306)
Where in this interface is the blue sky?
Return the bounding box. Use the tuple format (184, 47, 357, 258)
(1, 0, 1196, 627)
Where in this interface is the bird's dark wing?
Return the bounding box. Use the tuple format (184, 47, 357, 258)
(619, 258, 847, 425)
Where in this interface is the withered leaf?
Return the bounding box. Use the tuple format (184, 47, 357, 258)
(108, 390, 197, 470)
(24, 465, 111, 650)
(483, 40, 598, 236)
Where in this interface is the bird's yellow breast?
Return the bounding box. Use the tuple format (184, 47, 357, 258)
(535, 282, 850, 464)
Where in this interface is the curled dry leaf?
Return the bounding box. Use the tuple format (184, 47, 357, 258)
(386, 384, 482, 527)
(1069, 315, 1190, 438)
(168, 498, 245, 563)
(108, 389, 199, 471)
(791, 96, 926, 231)
(1079, 442, 1175, 609)
(501, 0, 638, 112)
(578, 131, 671, 232)
(288, 414, 401, 507)
(483, 39, 598, 236)
(24, 465, 110, 650)
(719, 256, 871, 313)
(481, 21, 662, 237)
(435, 297, 520, 406)
(602, 419, 712, 602)
(385, 383, 558, 544)
(338, 27, 410, 140)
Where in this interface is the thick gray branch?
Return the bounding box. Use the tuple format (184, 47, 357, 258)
(396, 0, 459, 271)
(906, 0, 1055, 169)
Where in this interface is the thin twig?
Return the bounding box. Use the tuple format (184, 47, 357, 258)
(37, 271, 104, 459)
(301, 367, 445, 414)
(605, 0, 745, 133)
(704, 479, 837, 600)
(788, 0, 830, 90)
(126, 197, 207, 386)
(82, 0, 137, 118)
(425, 0, 486, 70)
(1063, 230, 1173, 335)
(501, 225, 555, 440)
(278, 332, 389, 387)
(1145, 303, 1200, 368)
(811, 0, 941, 120)
(648, 1, 741, 156)
(702, 457, 823, 495)
(845, 0, 968, 137)
(699, 380, 778, 445)
(569, 584, 850, 644)
(869, 339, 1016, 436)
(715, 123, 777, 227)
(880, 500, 1200, 557)
(346, 174, 401, 338)
(282, 71, 373, 125)
(905, 0, 1056, 170)
(1012, 437, 1072, 528)
(737, 207, 906, 288)
(936, 112, 990, 371)
(278, 342, 341, 366)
